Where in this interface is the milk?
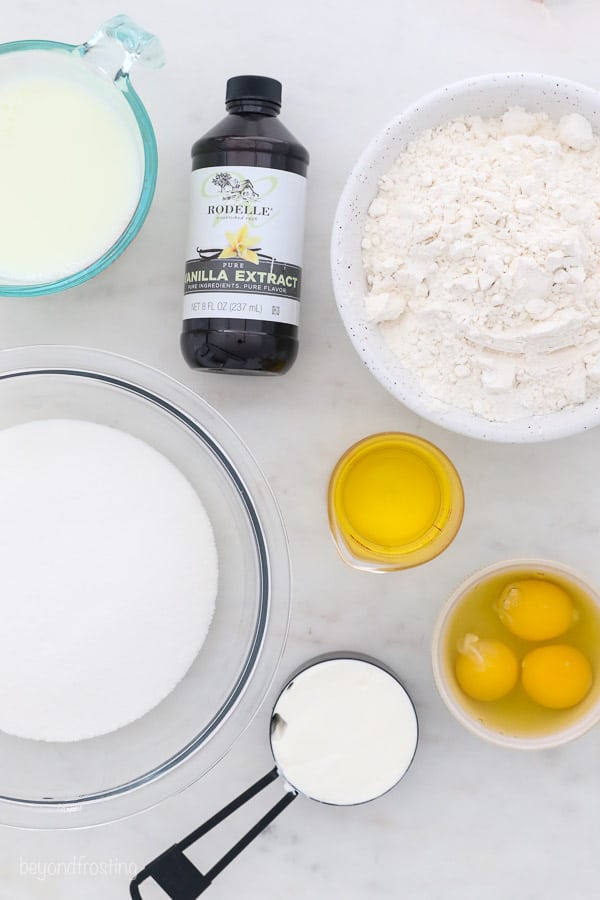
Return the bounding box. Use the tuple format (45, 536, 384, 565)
(0, 51, 144, 283)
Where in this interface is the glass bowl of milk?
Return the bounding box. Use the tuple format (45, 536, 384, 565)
(0, 346, 290, 828)
(0, 15, 163, 296)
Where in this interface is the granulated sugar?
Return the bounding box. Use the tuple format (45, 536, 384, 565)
(0, 419, 218, 742)
(362, 108, 600, 422)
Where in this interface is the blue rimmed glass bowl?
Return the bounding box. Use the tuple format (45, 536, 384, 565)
(0, 15, 163, 297)
(0, 346, 291, 828)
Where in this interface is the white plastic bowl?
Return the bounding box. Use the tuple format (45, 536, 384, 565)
(331, 72, 600, 442)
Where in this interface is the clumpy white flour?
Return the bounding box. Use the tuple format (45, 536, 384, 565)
(0, 420, 218, 742)
(362, 108, 600, 422)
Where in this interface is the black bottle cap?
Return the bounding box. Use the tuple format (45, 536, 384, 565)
(225, 75, 282, 111)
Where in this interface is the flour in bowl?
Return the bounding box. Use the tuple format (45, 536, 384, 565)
(0, 419, 218, 742)
(362, 108, 600, 422)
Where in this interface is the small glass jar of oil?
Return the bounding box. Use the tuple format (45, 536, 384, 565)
(327, 433, 464, 572)
(432, 559, 600, 749)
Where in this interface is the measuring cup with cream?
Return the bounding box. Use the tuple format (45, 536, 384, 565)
(130, 654, 418, 899)
(0, 15, 163, 296)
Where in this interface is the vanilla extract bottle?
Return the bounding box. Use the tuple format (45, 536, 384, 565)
(181, 75, 309, 374)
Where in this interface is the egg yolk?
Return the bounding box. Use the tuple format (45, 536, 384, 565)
(455, 634, 519, 702)
(496, 579, 576, 641)
(521, 645, 592, 709)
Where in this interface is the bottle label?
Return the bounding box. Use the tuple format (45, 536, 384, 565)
(183, 165, 306, 325)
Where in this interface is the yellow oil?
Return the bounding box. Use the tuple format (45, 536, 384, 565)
(328, 433, 464, 570)
(444, 568, 600, 737)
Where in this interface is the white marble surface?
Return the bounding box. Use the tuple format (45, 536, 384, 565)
(3, 0, 600, 897)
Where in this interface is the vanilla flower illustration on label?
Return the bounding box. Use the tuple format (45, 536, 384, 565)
(218, 225, 260, 264)
(183, 164, 306, 326)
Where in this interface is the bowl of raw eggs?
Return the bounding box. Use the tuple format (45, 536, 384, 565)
(432, 559, 600, 749)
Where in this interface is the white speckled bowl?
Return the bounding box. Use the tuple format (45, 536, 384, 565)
(331, 73, 600, 443)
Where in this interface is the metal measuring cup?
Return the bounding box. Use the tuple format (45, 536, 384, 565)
(130, 652, 418, 899)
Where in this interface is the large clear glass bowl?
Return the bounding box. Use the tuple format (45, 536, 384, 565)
(0, 346, 290, 829)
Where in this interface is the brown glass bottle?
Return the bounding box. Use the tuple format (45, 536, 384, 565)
(181, 76, 309, 375)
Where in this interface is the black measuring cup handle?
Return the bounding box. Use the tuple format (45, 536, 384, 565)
(130, 767, 297, 899)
